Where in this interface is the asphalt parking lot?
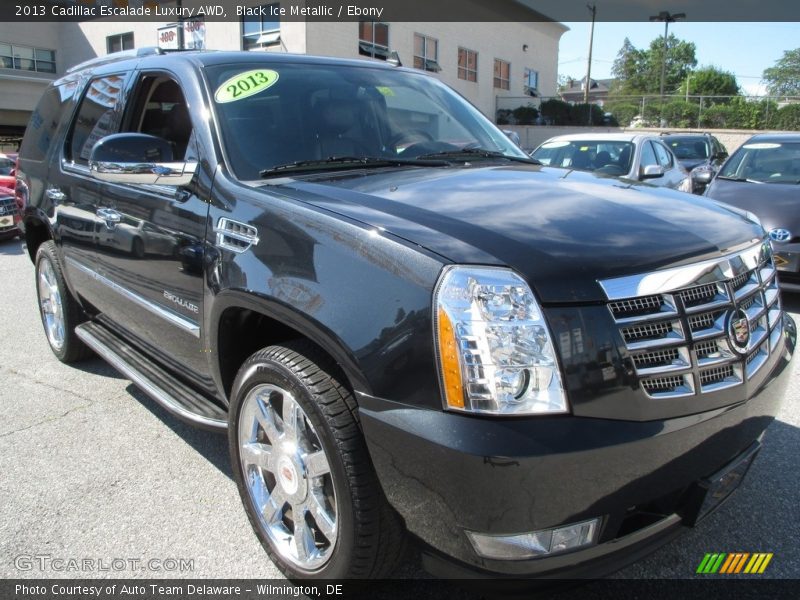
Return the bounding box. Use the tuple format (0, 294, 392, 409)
(1, 236, 799, 595)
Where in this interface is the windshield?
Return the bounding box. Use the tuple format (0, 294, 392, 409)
(531, 139, 634, 175)
(205, 62, 527, 180)
(719, 141, 800, 183)
(663, 137, 709, 160)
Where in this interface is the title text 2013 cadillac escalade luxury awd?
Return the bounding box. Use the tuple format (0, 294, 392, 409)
(17, 48, 795, 580)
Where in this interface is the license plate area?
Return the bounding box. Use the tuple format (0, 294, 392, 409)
(683, 442, 760, 526)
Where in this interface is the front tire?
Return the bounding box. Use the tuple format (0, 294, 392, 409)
(229, 341, 405, 579)
(34, 241, 92, 363)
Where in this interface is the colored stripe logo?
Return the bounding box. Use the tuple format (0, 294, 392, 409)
(697, 553, 773, 574)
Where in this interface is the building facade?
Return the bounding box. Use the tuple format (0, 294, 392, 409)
(0, 0, 566, 147)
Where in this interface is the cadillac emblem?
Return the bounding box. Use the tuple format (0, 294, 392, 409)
(727, 308, 751, 353)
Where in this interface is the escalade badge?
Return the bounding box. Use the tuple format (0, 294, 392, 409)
(727, 309, 751, 352)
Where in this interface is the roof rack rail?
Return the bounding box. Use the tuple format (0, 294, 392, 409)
(659, 130, 710, 136)
(66, 47, 166, 74)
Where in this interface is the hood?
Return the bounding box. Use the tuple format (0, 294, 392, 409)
(265, 165, 764, 303)
(706, 177, 800, 234)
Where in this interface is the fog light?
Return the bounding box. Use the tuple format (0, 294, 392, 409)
(466, 518, 600, 560)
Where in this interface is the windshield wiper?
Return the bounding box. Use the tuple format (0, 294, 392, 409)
(260, 155, 448, 177)
(716, 175, 762, 184)
(415, 148, 541, 165)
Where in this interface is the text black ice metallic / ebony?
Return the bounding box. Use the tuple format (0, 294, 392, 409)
(17, 48, 795, 581)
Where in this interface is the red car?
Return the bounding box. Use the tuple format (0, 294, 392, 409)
(0, 185, 21, 240)
(0, 153, 17, 189)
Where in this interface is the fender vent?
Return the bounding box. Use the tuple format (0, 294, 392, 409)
(214, 218, 259, 253)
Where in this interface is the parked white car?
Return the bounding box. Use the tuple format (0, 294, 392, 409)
(531, 133, 692, 192)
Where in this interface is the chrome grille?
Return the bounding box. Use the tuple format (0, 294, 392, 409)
(600, 242, 784, 399)
(642, 375, 688, 394)
(609, 295, 662, 318)
(679, 282, 718, 307)
(694, 340, 720, 359)
(688, 312, 716, 331)
(622, 321, 673, 342)
(633, 347, 680, 369)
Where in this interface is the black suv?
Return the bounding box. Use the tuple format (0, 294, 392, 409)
(18, 48, 795, 580)
(661, 132, 728, 194)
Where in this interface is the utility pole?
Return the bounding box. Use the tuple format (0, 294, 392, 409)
(649, 11, 685, 127)
(583, 4, 596, 125)
(649, 11, 686, 101)
(177, 0, 184, 50)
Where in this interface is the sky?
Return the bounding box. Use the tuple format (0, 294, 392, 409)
(558, 21, 800, 96)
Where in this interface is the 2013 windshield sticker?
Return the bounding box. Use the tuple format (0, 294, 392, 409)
(214, 70, 279, 103)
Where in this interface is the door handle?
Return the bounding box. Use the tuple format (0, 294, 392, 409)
(46, 188, 67, 202)
(96, 207, 122, 227)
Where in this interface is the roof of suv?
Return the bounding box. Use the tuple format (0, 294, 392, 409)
(746, 132, 800, 143)
(62, 48, 401, 79)
(540, 133, 652, 143)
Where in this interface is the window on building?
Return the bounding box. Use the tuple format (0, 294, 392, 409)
(414, 34, 440, 72)
(106, 33, 134, 54)
(358, 21, 389, 60)
(242, 3, 281, 50)
(494, 59, 510, 90)
(0, 42, 56, 73)
(524, 68, 539, 91)
(457, 47, 477, 82)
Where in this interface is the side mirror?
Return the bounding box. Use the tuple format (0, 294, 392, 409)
(641, 165, 664, 179)
(89, 133, 197, 186)
(692, 169, 713, 184)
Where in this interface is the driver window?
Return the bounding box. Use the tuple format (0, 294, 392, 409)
(123, 75, 193, 161)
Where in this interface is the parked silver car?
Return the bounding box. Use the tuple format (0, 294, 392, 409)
(531, 133, 692, 192)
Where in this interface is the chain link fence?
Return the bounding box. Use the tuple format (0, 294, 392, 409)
(496, 95, 800, 130)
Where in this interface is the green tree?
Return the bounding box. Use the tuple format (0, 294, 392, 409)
(643, 34, 697, 95)
(763, 48, 800, 97)
(679, 66, 739, 99)
(772, 103, 800, 130)
(611, 38, 646, 94)
(609, 35, 697, 97)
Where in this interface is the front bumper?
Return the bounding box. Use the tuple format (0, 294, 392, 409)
(357, 316, 795, 578)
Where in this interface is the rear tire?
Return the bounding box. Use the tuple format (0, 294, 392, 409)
(35, 241, 92, 363)
(229, 340, 405, 579)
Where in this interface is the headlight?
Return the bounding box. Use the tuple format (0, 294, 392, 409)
(433, 266, 568, 415)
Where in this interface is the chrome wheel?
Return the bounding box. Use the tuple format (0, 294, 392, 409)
(38, 257, 65, 352)
(238, 383, 337, 571)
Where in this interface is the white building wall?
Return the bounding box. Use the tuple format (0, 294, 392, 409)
(305, 20, 564, 119)
(0, 7, 564, 131)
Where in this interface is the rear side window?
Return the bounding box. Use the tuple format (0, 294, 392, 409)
(653, 142, 673, 168)
(640, 142, 658, 168)
(19, 82, 77, 162)
(66, 74, 126, 165)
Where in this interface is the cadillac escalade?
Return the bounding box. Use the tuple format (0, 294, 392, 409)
(17, 48, 795, 580)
